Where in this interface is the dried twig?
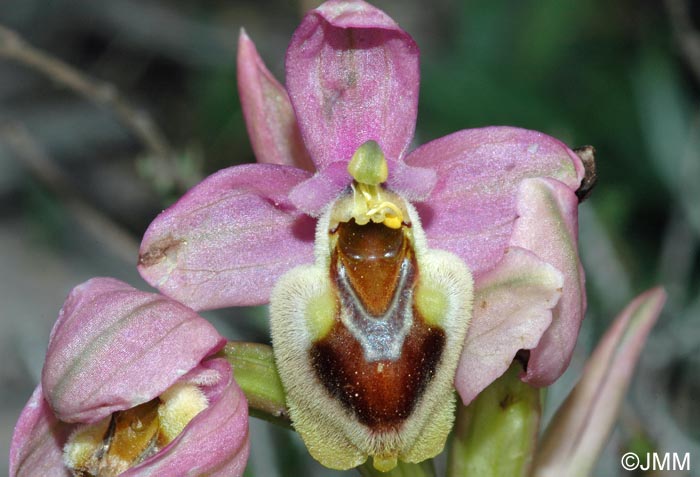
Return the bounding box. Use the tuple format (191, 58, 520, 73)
(573, 146, 597, 203)
(0, 24, 187, 191)
(0, 121, 140, 265)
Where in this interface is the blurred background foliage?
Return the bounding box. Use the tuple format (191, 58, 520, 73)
(0, 0, 698, 476)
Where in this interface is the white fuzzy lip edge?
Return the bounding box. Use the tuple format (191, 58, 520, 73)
(268, 193, 474, 470)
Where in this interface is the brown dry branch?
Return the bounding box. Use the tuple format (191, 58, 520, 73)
(0, 24, 187, 192)
(0, 121, 140, 265)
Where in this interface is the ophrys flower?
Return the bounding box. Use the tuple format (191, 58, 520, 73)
(138, 0, 586, 470)
(10, 278, 249, 477)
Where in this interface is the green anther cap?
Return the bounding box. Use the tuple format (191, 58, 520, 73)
(347, 140, 388, 185)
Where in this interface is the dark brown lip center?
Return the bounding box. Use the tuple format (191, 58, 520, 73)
(334, 219, 407, 316)
(310, 219, 446, 431)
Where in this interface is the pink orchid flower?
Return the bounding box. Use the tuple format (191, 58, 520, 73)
(138, 0, 585, 408)
(10, 278, 249, 477)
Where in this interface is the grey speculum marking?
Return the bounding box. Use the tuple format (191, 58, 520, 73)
(335, 258, 415, 362)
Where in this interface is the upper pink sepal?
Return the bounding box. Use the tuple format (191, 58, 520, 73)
(510, 177, 586, 386)
(237, 30, 313, 171)
(531, 288, 666, 477)
(138, 163, 315, 310)
(123, 358, 250, 477)
(41, 277, 225, 423)
(285, 0, 419, 171)
(455, 246, 563, 405)
(316, 0, 397, 27)
(10, 385, 71, 477)
(405, 126, 584, 275)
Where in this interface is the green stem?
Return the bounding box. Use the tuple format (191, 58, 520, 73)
(447, 361, 542, 477)
(357, 459, 436, 477)
(218, 342, 291, 428)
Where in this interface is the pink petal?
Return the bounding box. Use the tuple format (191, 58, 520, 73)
(532, 288, 666, 477)
(285, 0, 419, 172)
(289, 159, 438, 216)
(10, 385, 71, 477)
(288, 161, 351, 216)
(237, 30, 313, 171)
(455, 247, 563, 405)
(405, 126, 584, 275)
(386, 160, 437, 203)
(125, 358, 250, 477)
(42, 278, 225, 423)
(138, 164, 315, 310)
(509, 178, 586, 386)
